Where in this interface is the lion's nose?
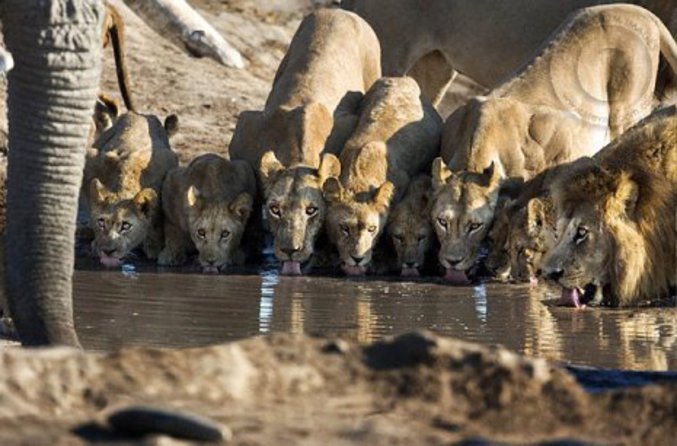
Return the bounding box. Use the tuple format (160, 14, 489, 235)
(546, 268, 564, 281)
(446, 257, 463, 267)
(103, 249, 116, 256)
(404, 261, 416, 268)
(281, 247, 300, 257)
(351, 256, 364, 264)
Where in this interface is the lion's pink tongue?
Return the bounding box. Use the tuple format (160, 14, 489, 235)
(559, 288, 583, 308)
(401, 267, 420, 277)
(202, 266, 220, 274)
(281, 261, 302, 276)
(100, 255, 122, 268)
(444, 268, 470, 285)
(343, 265, 366, 276)
(529, 276, 539, 286)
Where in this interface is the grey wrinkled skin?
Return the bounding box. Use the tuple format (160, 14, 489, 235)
(4, 0, 104, 346)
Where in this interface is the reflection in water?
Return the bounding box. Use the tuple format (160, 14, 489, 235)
(71, 267, 677, 371)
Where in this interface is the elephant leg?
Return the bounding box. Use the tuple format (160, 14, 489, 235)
(4, 0, 104, 346)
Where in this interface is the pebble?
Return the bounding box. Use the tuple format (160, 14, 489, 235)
(108, 405, 232, 442)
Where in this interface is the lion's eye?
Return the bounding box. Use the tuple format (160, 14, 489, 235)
(221, 230, 231, 240)
(120, 221, 132, 232)
(574, 227, 588, 244)
(468, 222, 483, 233)
(197, 229, 206, 239)
(269, 204, 281, 217)
(339, 224, 350, 236)
(305, 206, 318, 217)
(367, 225, 377, 233)
(393, 235, 403, 243)
(437, 217, 447, 230)
(96, 218, 105, 230)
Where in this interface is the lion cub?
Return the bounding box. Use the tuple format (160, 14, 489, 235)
(386, 174, 436, 277)
(158, 154, 256, 273)
(84, 112, 179, 267)
(323, 77, 442, 275)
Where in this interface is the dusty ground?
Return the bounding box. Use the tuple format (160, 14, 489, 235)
(1, 331, 677, 445)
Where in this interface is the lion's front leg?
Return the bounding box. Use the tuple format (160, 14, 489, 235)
(157, 220, 190, 266)
(143, 214, 165, 260)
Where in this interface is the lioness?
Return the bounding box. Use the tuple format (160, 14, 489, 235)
(541, 109, 677, 307)
(158, 154, 256, 273)
(431, 4, 677, 284)
(323, 77, 442, 275)
(84, 112, 179, 267)
(229, 9, 381, 275)
(386, 174, 436, 277)
(343, 0, 677, 105)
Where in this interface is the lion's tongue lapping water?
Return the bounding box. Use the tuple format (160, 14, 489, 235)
(342, 265, 366, 276)
(559, 288, 583, 308)
(281, 261, 302, 275)
(444, 268, 470, 285)
(100, 255, 122, 268)
(401, 267, 420, 277)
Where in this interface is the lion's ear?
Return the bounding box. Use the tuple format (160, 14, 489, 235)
(373, 181, 395, 213)
(164, 114, 179, 138)
(431, 157, 453, 189)
(318, 153, 341, 183)
(133, 188, 158, 218)
(482, 161, 500, 188)
(323, 177, 344, 204)
(89, 178, 109, 205)
(259, 150, 284, 190)
(186, 185, 202, 208)
(526, 198, 545, 235)
(614, 172, 639, 218)
(230, 192, 253, 223)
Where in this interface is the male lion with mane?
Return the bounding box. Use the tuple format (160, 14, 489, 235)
(541, 109, 677, 307)
(230, 9, 381, 275)
(431, 4, 677, 284)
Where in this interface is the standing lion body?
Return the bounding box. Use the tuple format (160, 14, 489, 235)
(230, 9, 381, 275)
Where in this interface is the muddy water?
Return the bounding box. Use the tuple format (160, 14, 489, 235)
(72, 261, 677, 371)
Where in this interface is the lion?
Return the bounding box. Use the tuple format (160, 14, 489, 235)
(323, 77, 442, 275)
(343, 0, 677, 105)
(386, 174, 436, 277)
(431, 4, 677, 284)
(541, 110, 677, 307)
(84, 111, 179, 267)
(229, 9, 381, 275)
(102, 2, 135, 111)
(158, 154, 256, 273)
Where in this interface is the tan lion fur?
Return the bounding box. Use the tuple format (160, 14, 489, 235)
(84, 111, 179, 264)
(159, 154, 256, 272)
(542, 109, 677, 306)
(386, 174, 436, 275)
(323, 77, 442, 272)
(432, 4, 677, 277)
(343, 0, 677, 105)
(229, 9, 381, 271)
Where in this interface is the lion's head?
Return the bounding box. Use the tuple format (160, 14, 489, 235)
(88, 178, 158, 267)
(323, 176, 395, 276)
(506, 197, 557, 284)
(259, 151, 340, 275)
(541, 163, 675, 307)
(386, 174, 434, 277)
(185, 186, 253, 273)
(430, 157, 501, 284)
